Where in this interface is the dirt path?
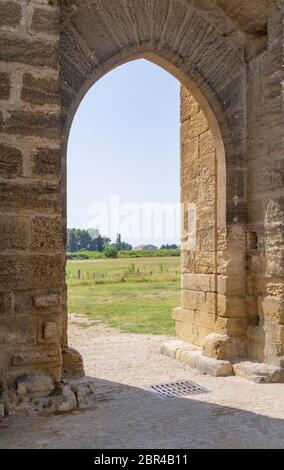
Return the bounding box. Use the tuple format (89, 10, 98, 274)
(1, 314, 284, 449)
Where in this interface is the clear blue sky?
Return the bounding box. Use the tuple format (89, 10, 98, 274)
(67, 59, 180, 247)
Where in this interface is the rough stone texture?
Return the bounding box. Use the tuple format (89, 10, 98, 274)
(33, 294, 60, 309)
(246, 11, 284, 367)
(233, 361, 283, 384)
(69, 377, 96, 409)
(0, 0, 284, 414)
(0, 37, 58, 69)
(202, 333, 232, 360)
(161, 339, 233, 377)
(31, 147, 61, 177)
(30, 7, 59, 36)
(31, 217, 62, 252)
(0, 144, 23, 179)
(62, 347, 85, 378)
(52, 383, 77, 412)
(0, 216, 30, 251)
(3, 111, 60, 140)
(196, 355, 233, 377)
(0, 72, 10, 100)
(16, 374, 54, 396)
(21, 73, 59, 106)
(0, 1, 22, 28)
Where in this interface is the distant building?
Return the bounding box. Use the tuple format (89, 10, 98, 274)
(134, 244, 158, 251)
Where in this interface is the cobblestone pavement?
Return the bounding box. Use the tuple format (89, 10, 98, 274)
(1, 315, 284, 449)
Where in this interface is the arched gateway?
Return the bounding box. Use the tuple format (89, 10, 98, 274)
(0, 0, 283, 414)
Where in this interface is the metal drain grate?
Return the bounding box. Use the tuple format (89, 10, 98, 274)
(145, 380, 209, 399)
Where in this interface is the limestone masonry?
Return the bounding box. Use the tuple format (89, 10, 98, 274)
(0, 0, 284, 414)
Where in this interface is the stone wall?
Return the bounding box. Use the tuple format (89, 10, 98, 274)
(0, 0, 64, 410)
(246, 11, 284, 367)
(175, 87, 247, 360)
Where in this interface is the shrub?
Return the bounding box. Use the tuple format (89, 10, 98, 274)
(103, 246, 118, 258)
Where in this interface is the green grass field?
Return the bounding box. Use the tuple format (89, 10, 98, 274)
(67, 257, 180, 336)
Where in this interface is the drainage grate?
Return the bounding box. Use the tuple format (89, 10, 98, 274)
(145, 380, 209, 399)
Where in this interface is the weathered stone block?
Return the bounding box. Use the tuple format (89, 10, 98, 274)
(217, 274, 245, 296)
(196, 355, 233, 377)
(62, 347, 85, 378)
(181, 251, 194, 273)
(0, 255, 64, 290)
(181, 273, 216, 292)
(33, 293, 60, 309)
(181, 87, 199, 122)
(199, 130, 215, 157)
(21, 73, 59, 106)
(31, 217, 62, 252)
(12, 345, 61, 367)
(187, 111, 209, 139)
(43, 322, 58, 340)
(0, 181, 60, 213)
(30, 7, 59, 35)
(0, 292, 13, 315)
(0, 144, 23, 178)
(0, 216, 30, 251)
(266, 249, 284, 276)
(31, 147, 61, 177)
(258, 296, 284, 324)
(217, 295, 246, 318)
(182, 289, 206, 310)
(194, 251, 216, 274)
(160, 340, 184, 359)
(177, 349, 201, 369)
(0, 71, 10, 100)
(53, 383, 77, 412)
(198, 227, 216, 251)
(202, 333, 231, 360)
(17, 374, 54, 395)
(0, 36, 58, 68)
(69, 377, 96, 409)
(217, 251, 245, 275)
(181, 131, 199, 164)
(172, 307, 194, 322)
(4, 110, 60, 140)
(0, 1, 22, 27)
(216, 317, 247, 337)
(233, 361, 282, 384)
(0, 315, 37, 346)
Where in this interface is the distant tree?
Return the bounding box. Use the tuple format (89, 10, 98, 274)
(102, 236, 111, 249)
(67, 229, 78, 252)
(103, 246, 118, 258)
(115, 233, 122, 251)
(160, 244, 178, 250)
(95, 235, 104, 252)
(67, 229, 132, 254)
(120, 242, 132, 251)
(88, 235, 104, 252)
(114, 233, 132, 251)
(67, 228, 92, 251)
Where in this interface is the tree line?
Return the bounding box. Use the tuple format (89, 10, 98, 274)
(67, 229, 132, 254)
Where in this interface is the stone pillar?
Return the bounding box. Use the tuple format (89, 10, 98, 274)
(175, 87, 218, 346)
(246, 10, 284, 369)
(174, 86, 247, 362)
(0, 0, 64, 407)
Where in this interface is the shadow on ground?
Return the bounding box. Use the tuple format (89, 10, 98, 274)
(1, 377, 284, 449)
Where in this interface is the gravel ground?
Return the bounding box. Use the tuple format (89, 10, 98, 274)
(1, 313, 284, 449)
